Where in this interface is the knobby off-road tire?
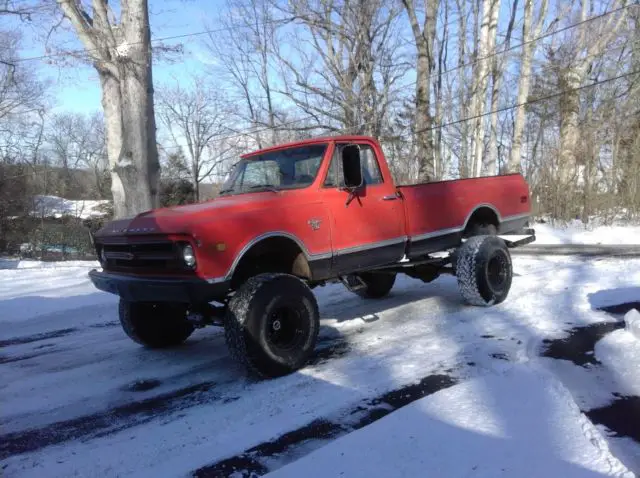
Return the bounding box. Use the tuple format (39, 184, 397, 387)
(354, 272, 397, 299)
(119, 300, 194, 348)
(455, 235, 513, 306)
(224, 273, 320, 378)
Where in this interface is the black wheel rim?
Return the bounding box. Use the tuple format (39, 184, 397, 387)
(266, 305, 307, 351)
(487, 253, 508, 291)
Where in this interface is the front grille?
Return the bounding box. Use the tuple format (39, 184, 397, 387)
(99, 241, 186, 273)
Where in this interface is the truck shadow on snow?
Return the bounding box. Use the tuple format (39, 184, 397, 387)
(0, 278, 467, 465)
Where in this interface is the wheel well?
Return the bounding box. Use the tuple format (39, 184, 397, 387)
(230, 237, 312, 289)
(464, 207, 499, 234)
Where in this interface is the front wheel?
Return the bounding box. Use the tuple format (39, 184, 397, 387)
(455, 235, 513, 306)
(224, 273, 320, 378)
(119, 300, 194, 348)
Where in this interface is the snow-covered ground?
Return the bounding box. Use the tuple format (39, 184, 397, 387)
(31, 195, 110, 219)
(1, 253, 640, 477)
(533, 220, 640, 245)
(267, 364, 632, 478)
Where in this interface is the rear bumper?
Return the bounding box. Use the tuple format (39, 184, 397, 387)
(88, 269, 229, 303)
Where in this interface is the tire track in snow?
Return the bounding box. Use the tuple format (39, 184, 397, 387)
(193, 374, 458, 477)
(0, 337, 353, 460)
(0, 381, 225, 460)
(0, 328, 78, 347)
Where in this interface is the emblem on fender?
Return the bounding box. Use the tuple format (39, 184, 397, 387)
(307, 218, 321, 231)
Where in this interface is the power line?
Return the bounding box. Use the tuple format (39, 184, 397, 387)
(9, 3, 635, 65)
(10, 17, 291, 63)
(414, 68, 640, 135)
(7, 67, 636, 180)
(390, 3, 636, 95)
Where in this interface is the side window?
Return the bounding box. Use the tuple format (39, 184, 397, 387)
(361, 146, 383, 185)
(323, 144, 384, 187)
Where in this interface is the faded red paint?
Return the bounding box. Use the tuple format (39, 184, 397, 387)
(94, 135, 531, 282)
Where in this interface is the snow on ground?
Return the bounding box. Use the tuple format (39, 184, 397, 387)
(266, 364, 632, 478)
(1, 255, 640, 477)
(533, 221, 640, 245)
(595, 313, 640, 397)
(31, 195, 110, 219)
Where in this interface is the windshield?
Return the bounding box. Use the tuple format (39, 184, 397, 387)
(220, 144, 327, 196)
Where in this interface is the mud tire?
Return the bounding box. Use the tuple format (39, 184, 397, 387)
(455, 235, 512, 306)
(224, 273, 319, 378)
(119, 300, 194, 348)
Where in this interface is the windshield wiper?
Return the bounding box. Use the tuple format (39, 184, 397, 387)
(249, 184, 279, 193)
(218, 188, 234, 195)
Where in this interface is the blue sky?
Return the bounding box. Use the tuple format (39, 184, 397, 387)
(9, 0, 554, 118)
(11, 0, 224, 114)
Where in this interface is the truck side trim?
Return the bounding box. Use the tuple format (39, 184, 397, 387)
(205, 231, 332, 284)
(333, 236, 408, 256)
(409, 211, 530, 244)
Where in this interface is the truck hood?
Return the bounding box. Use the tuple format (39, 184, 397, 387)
(96, 192, 279, 238)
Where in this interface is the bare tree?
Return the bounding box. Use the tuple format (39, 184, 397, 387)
(0, 30, 46, 121)
(157, 76, 236, 201)
(56, 0, 160, 218)
(553, 0, 627, 186)
(470, 0, 501, 177)
(507, 0, 548, 173)
(272, 0, 406, 138)
(486, 0, 517, 175)
(401, 0, 441, 181)
(206, 0, 281, 148)
(46, 112, 109, 198)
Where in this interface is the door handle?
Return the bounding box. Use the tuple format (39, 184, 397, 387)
(382, 194, 399, 201)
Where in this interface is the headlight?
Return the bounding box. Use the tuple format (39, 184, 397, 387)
(99, 247, 107, 265)
(182, 244, 196, 268)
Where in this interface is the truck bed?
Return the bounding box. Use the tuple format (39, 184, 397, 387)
(398, 174, 531, 258)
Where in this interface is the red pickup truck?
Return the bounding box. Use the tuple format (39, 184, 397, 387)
(90, 135, 535, 377)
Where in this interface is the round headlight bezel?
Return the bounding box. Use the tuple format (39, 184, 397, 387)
(182, 243, 197, 268)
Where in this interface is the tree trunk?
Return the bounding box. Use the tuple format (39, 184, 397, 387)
(487, 0, 514, 176)
(456, 0, 469, 178)
(402, 0, 441, 182)
(416, 45, 435, 181)
(58, 0, 160, 219)
(508, 0, 547, 173)
(471, 0, 499, 178)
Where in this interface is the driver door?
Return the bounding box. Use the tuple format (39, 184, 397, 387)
(320, 142, 406, 275)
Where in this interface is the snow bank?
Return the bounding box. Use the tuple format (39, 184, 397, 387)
(534, 222, 640, 245)
(266, 364, 633, 478)
(624, 309, 640, 341)
(0, 259, 99, 270)
(594, 311, 640, 397)
(31, 195, 110, 220)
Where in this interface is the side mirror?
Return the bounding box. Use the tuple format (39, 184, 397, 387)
(341, 144, 363, 190)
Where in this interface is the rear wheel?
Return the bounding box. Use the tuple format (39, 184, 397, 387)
(119, 300, 194, 348)
(224, 273, 320, 378)
(353, 272, 397, 299)
(455, 235, 512, 306)
(467, 222, 497, 236)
